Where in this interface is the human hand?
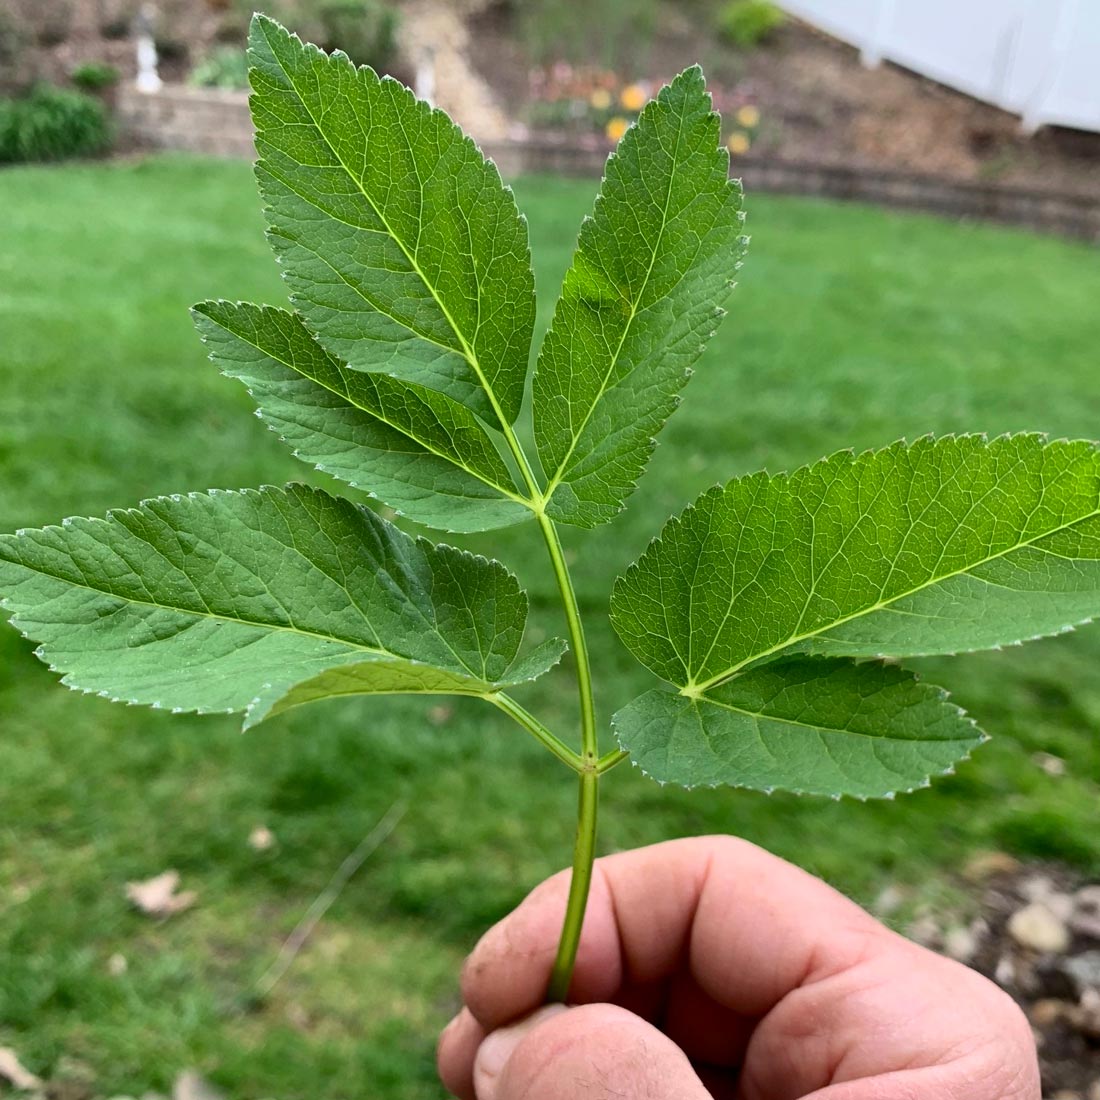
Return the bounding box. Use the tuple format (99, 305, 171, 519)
(437, 836, 1039, 1099)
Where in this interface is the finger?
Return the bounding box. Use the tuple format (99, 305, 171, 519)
(437, 1007, 486, 1100)
(799, 1050, 1041, 1100)
(736, 942, 1041, 1100)
(473, 1003, 713, 1100)
(462, 835, 885, 1031)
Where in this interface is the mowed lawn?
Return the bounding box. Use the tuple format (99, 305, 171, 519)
(2, 155, 1100, 1098)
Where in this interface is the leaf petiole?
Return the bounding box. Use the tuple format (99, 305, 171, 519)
(489, 692, 583, 772)
(597, 748, 630, 775)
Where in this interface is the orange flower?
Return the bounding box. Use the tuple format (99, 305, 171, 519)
(620, 83, 648, 112)
(606, 116, 630, 142)
(735, 104, 760, 128)
(727, 131, 750, 155)
(589, 88, 612, 111)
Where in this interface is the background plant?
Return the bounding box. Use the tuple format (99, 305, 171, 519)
(2, 16, 1100, 1011)
(717, 0, 786, 49)
(0, 84, 110, 164)
(189, 45, 250, 90)
(513, 0, 659, 74)
(311, 0, 397, 71)
(70, 61, 120, 92)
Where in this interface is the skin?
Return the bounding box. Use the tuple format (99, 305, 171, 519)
(437, 836, 1040, 1100)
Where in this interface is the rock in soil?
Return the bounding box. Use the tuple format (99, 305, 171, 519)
(948, 860, 1100, 1097)
(1009, 902, 1072, 954)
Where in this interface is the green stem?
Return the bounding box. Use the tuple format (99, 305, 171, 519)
(493, 428, 600, 1004)
(547, 767, 599, 1002)
(535, 513, 598, 759)
(534, 513, 601, 1004)
(490, 693, 583, 772)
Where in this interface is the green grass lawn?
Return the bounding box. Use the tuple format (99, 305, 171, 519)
(1, 155, 1099, 1098)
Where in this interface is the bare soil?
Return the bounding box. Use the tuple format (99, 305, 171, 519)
(468, 4, 1100, 200)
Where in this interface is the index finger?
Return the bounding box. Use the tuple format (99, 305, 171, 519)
(461, 835, 889, 1031)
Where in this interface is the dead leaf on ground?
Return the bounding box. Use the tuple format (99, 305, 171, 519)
(0, 1047, 43, 1091)
(125, 870, 197, 918)
(172, 1071, 224, 1100)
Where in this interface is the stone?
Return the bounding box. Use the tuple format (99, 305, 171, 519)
(1020, 875, 1074, 921)
(1074, 988, 1100, 1039)
(1071, 885, 1100, 941)
(962, 850, 1020, 883)
(1062, 951, 1100, 996)
(1030, 998, 1070, 1027)
(906, 914, 941, 948)
(944, 923, 979, 963)
(1008, 902, 1071, 954)
(872, 884, 907, 917)
(995, 953, 1017, 987)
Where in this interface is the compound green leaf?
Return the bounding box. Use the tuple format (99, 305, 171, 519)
(612, 436, 1100, 692)
(192, 301, 531, 533)
(249, 638, 566, 728)
(0, 485, 562, 728)
(534, 66, 747, 527)
(248, 15, 535, 427)
(612, 659, 983, 799)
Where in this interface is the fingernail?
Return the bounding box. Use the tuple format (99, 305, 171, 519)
(475, 1004, 568, 1086)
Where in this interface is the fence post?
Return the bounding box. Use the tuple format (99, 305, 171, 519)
(860, 0, 896, 68)
(1021, 0, 1077, 133)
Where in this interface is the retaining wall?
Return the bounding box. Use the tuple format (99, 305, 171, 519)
(115, 86, 1100, 242)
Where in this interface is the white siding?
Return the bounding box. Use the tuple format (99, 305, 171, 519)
(777, 0, 1100, 133)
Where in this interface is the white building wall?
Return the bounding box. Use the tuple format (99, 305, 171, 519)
(776, 0, 1100, 133)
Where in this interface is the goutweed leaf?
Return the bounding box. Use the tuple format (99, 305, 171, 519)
(248, 15, 534, 427)
(610, 435, 1100, 795)
(613, 659, 983, 799)
(193, 302, 530, 533)
(249, 639, 565, 728)
(612, 435, 1100, 688)
(534, 66, 747, 527)
(0, 485, 563, 727)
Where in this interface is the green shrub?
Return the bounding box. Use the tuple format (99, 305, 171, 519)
(315, 0, 398, 71)
(71, 61, 120, 91)
(189, 45, 250, 90)
(717, 0, 785, 48)
(516, 0, 659, 71)
(0, 84, 111, 164)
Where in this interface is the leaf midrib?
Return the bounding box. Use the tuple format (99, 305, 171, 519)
(541, 90, 688, 499)
(206, 310, 527, 505)
(258, 21, 520, 443)
(687, 502, 1100, 694)
(697, 695, 973, 747)
(2, 554, 399, 658)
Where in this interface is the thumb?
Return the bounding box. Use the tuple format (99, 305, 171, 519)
(473, 1002, 712, 1100)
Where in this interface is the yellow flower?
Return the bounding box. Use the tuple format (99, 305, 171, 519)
(589, 88, 612, 111)
(727, 131, 750, 155)
(735, 104, 760, 129)
(620, 83, 648, 112)
(606, 116, 630, 142)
